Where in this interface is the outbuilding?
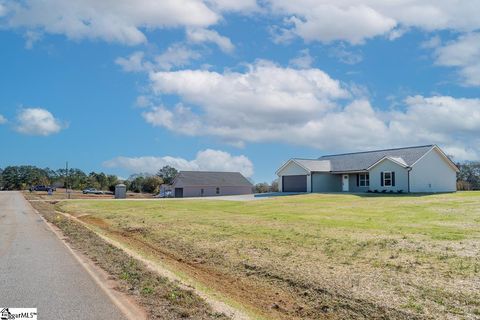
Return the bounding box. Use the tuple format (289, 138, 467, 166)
(168, 171, 253, 198)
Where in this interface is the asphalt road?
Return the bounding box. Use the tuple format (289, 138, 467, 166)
(0, 191, 127, 319)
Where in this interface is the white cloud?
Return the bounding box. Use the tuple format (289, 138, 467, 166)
(267, 1, 480, 44)
(386, 95, 480, 159)
(3, 0, 480, 48)
(15, 108, 64, 136)
(115, 51, 150, 72)
(155, 44, 202, 70)
(186, 28, 234, 53)
(206, 0, 258, 12)
(135, 95, 152, 108)
(104, 149, 254, 177)
(140, 61, 480, 160)
(23, 30, 43, 49)
(0, 114, 7, 124)
(421, 35, 441, 49)
(116, 45, 201, 73)
(0, 3, 7, 17)
(147, 61, 349, 141)
(434, 33, 480, 86)
(289, 49, 314, 69)
(4, 0, 219, 45)
(329, 45, 363, 65)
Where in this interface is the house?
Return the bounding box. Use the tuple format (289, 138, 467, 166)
(168, 171, 253, 198)
(276, 145, 459, 193)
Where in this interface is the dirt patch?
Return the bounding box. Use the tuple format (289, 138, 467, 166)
(29, 200, 228, 320)
(89, 217, 421, 320)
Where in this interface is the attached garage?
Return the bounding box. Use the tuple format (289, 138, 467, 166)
(276, 158, 332, 193)
(282, 175, 307, 192)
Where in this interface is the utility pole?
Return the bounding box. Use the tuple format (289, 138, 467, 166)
(65, 161, 69, 199)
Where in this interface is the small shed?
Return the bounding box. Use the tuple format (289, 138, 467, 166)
(115, 183, 127, 199)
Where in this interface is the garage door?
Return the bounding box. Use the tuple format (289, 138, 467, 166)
(282, 175, 307, 192)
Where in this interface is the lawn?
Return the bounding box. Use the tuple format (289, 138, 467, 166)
(58, 192, 480, 319)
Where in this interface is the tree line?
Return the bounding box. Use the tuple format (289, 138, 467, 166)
(1, 162, 478, 193)
(457, 162, 480, 190)
(0, 165, 120, 191)
(0, 165, 179, 194)
(254, 180, 279, 193)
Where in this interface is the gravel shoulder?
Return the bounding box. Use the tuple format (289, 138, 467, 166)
(27, 194, 230, 320)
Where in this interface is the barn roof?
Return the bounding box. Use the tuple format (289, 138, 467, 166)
(171, 171, 253, 187)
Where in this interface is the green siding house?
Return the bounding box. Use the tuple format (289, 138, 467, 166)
(276, 145, 459, 193)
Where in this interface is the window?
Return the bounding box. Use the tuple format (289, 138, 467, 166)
(383, 172, 392, 187)
(201, 188, 204, 196)
(216, 187, 220, 194)
(359, 173, 369, 187)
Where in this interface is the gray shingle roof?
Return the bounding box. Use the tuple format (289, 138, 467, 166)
(172, 171, 253, 187)
(319, 145, 434, 172)
(294, 159, 331, 172)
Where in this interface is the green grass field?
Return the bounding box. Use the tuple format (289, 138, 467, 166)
(58, 192, 480, 319)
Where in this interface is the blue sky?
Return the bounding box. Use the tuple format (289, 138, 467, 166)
(1, 1, 479, 182)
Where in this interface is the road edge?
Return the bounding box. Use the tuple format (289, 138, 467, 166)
(26, 198, 148, 320)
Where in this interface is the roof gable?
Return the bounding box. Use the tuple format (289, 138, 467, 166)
(367, 156, 408, 170)
(172, 171, 253, 187)
(411, 146, 459, 172)
(276, 158, 330, 175)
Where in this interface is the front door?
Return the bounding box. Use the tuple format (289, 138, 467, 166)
(342, 175, 349, 192)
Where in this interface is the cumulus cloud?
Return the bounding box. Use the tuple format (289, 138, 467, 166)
(0, 114, 7, 124)
(186, 28, 234, 53)
(115, 51, 150, 72)
(289, 49, 314, 69)
(149, 60, 348, 119)
(3, 0, 219, 45)
(155, 44, 202, 70)
(0, 3, 7, 17)
(3, 0, 480, 48)
(15, 108, 64, 136)
(23, 30, 43, 49)
(434, 33, 480, 86)
(116, 45, 201, 73)
(206, 0, 258, 12)
(329, 45, 363, 65)
(1, 0, 260, 46)
(267, 1, 480, 44)
(104, 149, 254, 177)
(139, 61, 480, 160)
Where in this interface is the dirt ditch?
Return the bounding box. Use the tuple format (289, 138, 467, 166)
(29, 200, 229, 320)
(77, 213, 423, 320)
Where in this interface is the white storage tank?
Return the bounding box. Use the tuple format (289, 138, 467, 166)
(115, 183, 127, 199)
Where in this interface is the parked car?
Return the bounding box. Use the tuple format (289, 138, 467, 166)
(155, 190, 173, 198)
(30, 185, 56, 192)
(82, 188, 104, 195)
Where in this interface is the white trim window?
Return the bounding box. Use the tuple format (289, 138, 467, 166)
(359, 173, 369, 187)
(383, 171, 392, 187)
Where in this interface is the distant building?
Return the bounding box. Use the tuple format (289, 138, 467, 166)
(168, 171, 253, 198)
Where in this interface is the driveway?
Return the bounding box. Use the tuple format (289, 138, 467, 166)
(0, 191, 127, 319)
(156, 192, 304, 201)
